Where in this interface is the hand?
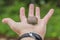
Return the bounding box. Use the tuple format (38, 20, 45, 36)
(2, 4, 54, 39)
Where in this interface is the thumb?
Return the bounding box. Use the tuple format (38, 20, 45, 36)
(2, 18, 16, 27)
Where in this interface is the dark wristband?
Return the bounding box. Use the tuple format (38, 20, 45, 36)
(18, 32, 42, 40)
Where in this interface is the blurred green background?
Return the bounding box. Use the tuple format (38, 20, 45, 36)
(0, 0, 60, 38)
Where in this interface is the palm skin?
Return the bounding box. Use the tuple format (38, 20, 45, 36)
(2, 4, 54, 39)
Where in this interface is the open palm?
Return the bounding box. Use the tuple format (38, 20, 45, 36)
(2, 4, 54, 38)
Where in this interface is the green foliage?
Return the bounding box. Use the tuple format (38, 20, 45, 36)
(0, 0, 60, 37)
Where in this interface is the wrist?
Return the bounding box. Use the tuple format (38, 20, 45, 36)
(18, 32, 43, 40)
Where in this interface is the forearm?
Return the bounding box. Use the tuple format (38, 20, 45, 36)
(21, 37, 35, 40)
(21, 37, 44, 40)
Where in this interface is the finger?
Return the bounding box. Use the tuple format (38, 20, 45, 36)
(20, 7, 26, 22)
(28, 4, 34, 17)
(2, 18, 16, 27)
(43, 9, 54, 23)
(36, 7, 40, 19)
(2, 18, 20, 34)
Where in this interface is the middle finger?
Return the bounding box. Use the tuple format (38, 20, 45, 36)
(28, 4, 34, 17)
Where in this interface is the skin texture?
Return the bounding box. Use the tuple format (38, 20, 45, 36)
(2, 4, 54, 40)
